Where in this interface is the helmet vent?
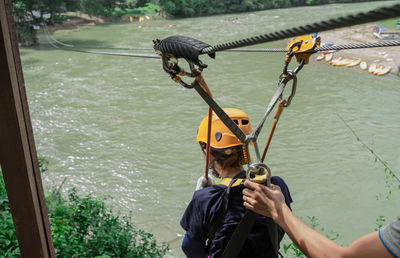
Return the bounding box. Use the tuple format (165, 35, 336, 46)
(215, 131, 222, 142)
(242, 120, 249, 125)
(233, 120, 239, 124)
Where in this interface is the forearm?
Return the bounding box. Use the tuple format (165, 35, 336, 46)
(277, 205, 344, 258)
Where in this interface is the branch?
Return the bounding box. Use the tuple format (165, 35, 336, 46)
(337, 114, 400, 184)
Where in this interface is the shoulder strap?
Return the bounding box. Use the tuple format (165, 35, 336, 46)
(221, 188, 279, 258)
(221, 210, 258, 258)
(219, 177, 245, 187)
(207, 178, 236, 243)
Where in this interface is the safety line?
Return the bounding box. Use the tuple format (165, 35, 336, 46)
(201, 3, 400, 54)
(56, 47, 160, 59)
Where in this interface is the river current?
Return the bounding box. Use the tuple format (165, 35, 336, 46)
(21, 1, 399, 256)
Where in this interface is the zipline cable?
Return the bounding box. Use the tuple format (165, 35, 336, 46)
(201, 3, 400, 54)
(49, 40, 400, 59)
(315, 40, 400, 52)
(61, 48, 160, 58)
(222, 40, 400, 53)
(43, 24, 74, 47)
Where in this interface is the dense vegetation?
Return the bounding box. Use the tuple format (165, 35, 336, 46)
(12, 0, 159, 46)
(0, 158, 168, 257)
(161, 0, 388, 18)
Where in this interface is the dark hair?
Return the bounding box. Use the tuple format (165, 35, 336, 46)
(200, 143, 243, 171)
(211, 148, 242, 169)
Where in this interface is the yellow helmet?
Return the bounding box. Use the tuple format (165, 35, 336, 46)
(197, 108, 252, 149)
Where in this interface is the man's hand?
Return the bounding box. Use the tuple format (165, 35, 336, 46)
(195, 175, 214, 191)
(242, 181, 286, 223)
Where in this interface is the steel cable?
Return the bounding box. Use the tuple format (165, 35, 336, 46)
(225, 40, 400, 53)
(315, 40, 400, 51)
(201, 4, 400, 54)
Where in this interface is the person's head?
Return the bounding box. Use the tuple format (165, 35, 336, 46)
(196, 108, 252, 178)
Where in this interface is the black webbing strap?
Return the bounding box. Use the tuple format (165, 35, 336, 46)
(207, 178, 236, 243)
(266, 217, 279, 256)
(192, 80, 247, 143)
(221, 210, 257, 258)
(221, 211, 279, 258)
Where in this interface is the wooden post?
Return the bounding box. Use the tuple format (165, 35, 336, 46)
(0, 0, 55, 257)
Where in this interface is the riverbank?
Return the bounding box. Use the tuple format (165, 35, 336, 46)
(317, 23, 400, 76)
(41, 13, 161, 34)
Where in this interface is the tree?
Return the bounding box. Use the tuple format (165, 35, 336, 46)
(81, 0, 118, 16)
(12, 0, 80, 46)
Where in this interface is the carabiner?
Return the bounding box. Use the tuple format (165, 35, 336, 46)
(278, 71, 297, 107)
(283, 41, 302, 75)
(246, 162, 272, 186)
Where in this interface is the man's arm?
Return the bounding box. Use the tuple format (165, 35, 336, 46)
(242, 181, 393, 258)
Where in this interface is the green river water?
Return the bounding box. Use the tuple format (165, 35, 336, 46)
(21, 1, 399, 256)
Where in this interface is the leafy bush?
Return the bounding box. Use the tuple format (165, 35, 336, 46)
(0, 172, 20, 257)
(111, 3, 159, 17)
(48, 190, 168, 257)
(161, 0, 385, 17)
(0, 158, 168, 257)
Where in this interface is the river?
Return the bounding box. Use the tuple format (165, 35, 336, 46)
(21, 1, 400, 256)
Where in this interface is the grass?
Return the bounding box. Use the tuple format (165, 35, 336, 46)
(377, 17, 400, 30)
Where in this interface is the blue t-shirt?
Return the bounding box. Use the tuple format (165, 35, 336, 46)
(180, 176, 292, 258)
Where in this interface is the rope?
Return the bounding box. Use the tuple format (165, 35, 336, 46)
(205, 107, 212, 179)
(201, 3, 400, 54)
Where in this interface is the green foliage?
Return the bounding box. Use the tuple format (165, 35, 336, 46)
(161, 0, 381, 17)
(81, 0, 118, 16)
(375, 215, 386, 231)
(283, 242, 304, 257)
(48, 190, 169, 257)
(112, 3, 159, 17)
(0, 157, 169, 257)
(0, 172, 20, 257)
(378, 18, 400, 30)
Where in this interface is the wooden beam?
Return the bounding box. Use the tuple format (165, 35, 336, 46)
(0, 0, 55, 257)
